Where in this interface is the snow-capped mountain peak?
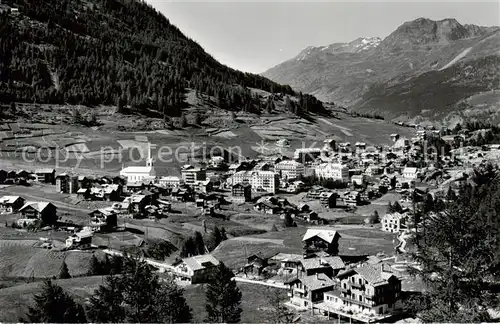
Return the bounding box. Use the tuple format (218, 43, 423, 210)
(295, 37, 381, 61)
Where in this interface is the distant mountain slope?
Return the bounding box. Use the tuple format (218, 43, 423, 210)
(0, 0, 324, 118)
(262, 18, 500, 122)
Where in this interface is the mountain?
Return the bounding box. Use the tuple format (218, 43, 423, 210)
(263, 18, 500, 123)
(0, 0, 323, 119)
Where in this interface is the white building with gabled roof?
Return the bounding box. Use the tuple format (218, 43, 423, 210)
(120, 144, 156, 183)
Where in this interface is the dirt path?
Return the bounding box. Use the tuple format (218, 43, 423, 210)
(229, 236, 284, 245)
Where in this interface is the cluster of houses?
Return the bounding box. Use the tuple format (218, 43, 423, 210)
(0, 168, 55, 185)
(239, 228, 404, 323)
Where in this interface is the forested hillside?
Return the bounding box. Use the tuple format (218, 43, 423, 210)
(0, 0, 323, 118)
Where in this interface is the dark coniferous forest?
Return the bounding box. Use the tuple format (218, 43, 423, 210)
(0, 0, 324, 118)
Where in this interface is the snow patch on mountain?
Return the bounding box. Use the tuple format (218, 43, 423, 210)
(296, 37, 382, 61)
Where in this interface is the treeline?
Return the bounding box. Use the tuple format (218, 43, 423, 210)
(24, 255, 243, 323)
(349, 111, 385, 120)
(450, 121, 500, 146)
(0, 0, 328, 119)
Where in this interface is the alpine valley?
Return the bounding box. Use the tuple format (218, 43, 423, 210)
(263, 18, 500, 125)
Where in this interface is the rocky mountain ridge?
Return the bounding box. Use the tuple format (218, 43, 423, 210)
(263, 18, 500, 123)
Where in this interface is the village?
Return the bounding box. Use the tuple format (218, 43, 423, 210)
(0, 123, 499, 323)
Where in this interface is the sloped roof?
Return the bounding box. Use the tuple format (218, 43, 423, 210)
(0, 195, 22, 204)
(19, 201, 55, 213)
(182, 254, 220, 271)
(302, 229, 340, 244)
(338, 263, 396, 286)
(34, 168, 55, 174)
(293, 274, 335, 291)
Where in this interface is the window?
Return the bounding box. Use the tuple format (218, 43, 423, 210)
(359, 295, 362, 301)
(379, 307, 383, 315)
(359, 278, 362, 285)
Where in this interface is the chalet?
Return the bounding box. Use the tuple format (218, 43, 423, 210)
(302, 229, 341, 256)
(157, 199, 172, 212)
(34, 169, 55, 184)
(331, 263, 402, 317)
(89, 208, 117, 232)
(243, 251, 277, 275)
(297, 203, 310, 213)
(253, 201, 280, 215)
(299, 255, 345, 277)
(76, 188, 91, 200)
(77, 176, 92, 189)
(172, 254, 220, 284)
(273, 253, 303, 273)
(16, 170, 31, 179)
(111, 202, 131, 215)
(344, 191, 361, 207)
(304, 211, 319, 222)
(286, 273, 336, 309)
(231, 183, 252, 203)
(319, 192, 337, 208)
(18, 201, 57, 225)
(0, 196, 25, 214)
(65, 230, 93, 249)
(145, 205, 159, 219)
(121, 194, 147, 216)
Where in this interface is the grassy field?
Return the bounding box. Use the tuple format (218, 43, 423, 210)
(244, 225, 398, 257)
(0, 239, 105, 279)
(0, 275, 287, 323)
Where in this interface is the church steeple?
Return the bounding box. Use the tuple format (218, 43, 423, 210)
(146, 143, 153, 167)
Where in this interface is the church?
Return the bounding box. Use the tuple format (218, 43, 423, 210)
(120, 144, 156, 183)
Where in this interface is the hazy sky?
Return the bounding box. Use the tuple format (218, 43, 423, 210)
(148, 1, 499, 74)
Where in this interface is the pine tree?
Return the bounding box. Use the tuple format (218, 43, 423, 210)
(87, 257, 192, 323)
(180, 236, 196, 257)
(267, 288, 293, 323)
(153, 275, 192, 323)
(405, 166, 500, 322)
(205, 262, 242, 323)
(86, 275, 125, 323)
(393, 201, 403, 213)
(283, 213, 294, 228)
(26, 280, 87, 323)
(387, 202, 393, 213)
(87, 254, 101, 276)
(220, 227, 228, 241)
(209, 226, 223, 251)
(59, 261, 71, 279)
(194, 231, 206, 255)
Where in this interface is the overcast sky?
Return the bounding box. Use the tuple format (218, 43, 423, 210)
(147, 1, 499, 74)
